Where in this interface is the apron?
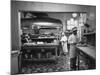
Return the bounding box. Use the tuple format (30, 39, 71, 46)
(62, 41, 68, 53)
(69, 44, 77, 58)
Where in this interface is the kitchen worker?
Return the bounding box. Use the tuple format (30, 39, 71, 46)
(21, 33, 31, 44)
(60, 32, 68, 56)
(68, 27, 77, 70)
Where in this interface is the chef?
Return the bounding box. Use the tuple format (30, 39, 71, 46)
(60, 32, 68, 56)
(68, 27, 77, 70)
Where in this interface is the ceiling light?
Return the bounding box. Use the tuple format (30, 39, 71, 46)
(72, 13, 77, 18)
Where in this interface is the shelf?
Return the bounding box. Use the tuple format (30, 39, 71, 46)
(22, 57, 57, 61)
(31, 37, 57, 40)
(22, 44, 59, 48)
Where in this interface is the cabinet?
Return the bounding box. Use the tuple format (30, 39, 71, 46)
(76, 47, 96, 70)
(11, 51, 19, 75)
(21, 44, 59, 60)
(83, 32, 96, 46)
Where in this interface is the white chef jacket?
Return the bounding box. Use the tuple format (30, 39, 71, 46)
(60, 36, 68, 53)
(68, 34, 77, 44)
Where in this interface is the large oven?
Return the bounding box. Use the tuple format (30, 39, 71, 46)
(18, 12, 63, 71)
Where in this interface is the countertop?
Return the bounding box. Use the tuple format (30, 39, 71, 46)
(76, 46, 96, 59)
(22, 43, 59, 47)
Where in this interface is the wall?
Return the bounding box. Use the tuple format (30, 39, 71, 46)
(47, 13, 76, 32)
(87, 6, 96, 31)
(11, 1, 96, 50)
(11, 54, 18, 74)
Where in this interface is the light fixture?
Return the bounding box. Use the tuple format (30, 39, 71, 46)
(72, 13, 77, 18)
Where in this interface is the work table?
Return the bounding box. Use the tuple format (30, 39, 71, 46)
(76, 46, 96, 60)
(76, 45, 96, 69)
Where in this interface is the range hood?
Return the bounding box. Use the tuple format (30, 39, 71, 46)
(21, 12, 62, 27)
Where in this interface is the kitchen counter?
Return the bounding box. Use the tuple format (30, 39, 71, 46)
(21, 43, 60, 60)
(23, 43, 59, 46)
(76, 46, 96, 60)
(76, 45, 96, 69)
(22, 43, 59, 50)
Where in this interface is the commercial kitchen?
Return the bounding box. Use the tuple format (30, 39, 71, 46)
(11, 1, 96, 75)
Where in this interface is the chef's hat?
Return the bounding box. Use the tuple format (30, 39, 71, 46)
(62, 32, 65, 35)
(72, 27, 77, 32)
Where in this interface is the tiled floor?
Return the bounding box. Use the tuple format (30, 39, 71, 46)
(20, 54, 88, 74)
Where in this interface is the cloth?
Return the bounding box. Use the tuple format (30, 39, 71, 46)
(60, 36, 68, 53)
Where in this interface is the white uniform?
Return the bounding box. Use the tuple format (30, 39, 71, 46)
(60, 36, 68, 53)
